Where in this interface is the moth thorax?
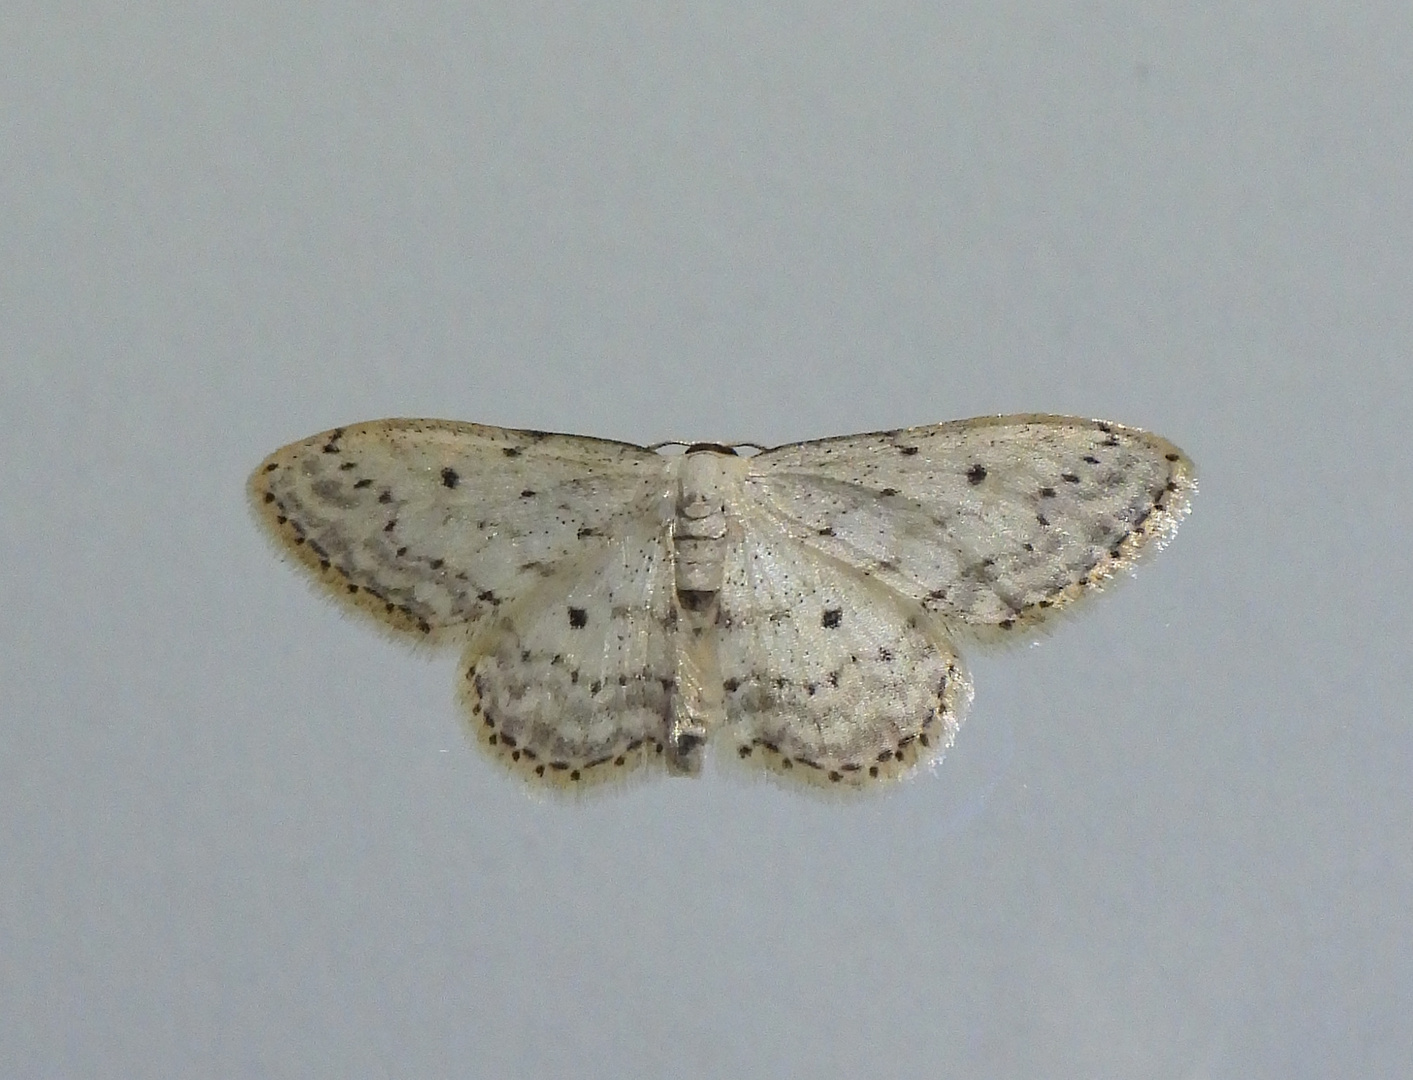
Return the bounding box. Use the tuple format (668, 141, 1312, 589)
(673, 450, 736, 596)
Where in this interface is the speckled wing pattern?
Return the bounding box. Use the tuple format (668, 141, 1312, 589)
(712, 414, 1193, 788)
(458, 521, 681, 787)
(250, 420, 669, 642)
(743, 415, 1194, 637)
(250, 414, 1194, 794)
(716, 505, 973, 788)
(250, 420, 683, 788)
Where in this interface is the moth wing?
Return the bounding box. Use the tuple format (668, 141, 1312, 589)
(744, 414, 1195, 636)
(459, 522, 681, 791)
(715, 505, 971, 791)
(248, 419, 670, 642)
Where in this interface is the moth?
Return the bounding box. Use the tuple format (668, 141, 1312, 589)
(249, 415, 1195, 791)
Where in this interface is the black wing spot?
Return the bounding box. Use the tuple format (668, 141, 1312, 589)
(822, 607, 843, 629)
(441, 467, 459, 488)
(966, 463, 987, 485)
(568, 606, 588, 629)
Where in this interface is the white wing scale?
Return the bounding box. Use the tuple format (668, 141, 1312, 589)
(459, 525, 679, 789)
(745, 415, 1195, 637)
(249, 420, 669, 642)
(715, 507, 972, 789)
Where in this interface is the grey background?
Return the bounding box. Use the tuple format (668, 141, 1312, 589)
(3, 5, 1409, 1078)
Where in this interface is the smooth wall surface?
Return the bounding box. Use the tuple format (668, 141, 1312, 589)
(4, 5, 1410, 1078)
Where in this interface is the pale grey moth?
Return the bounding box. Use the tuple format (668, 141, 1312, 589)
(249, 415, 1195, 792)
